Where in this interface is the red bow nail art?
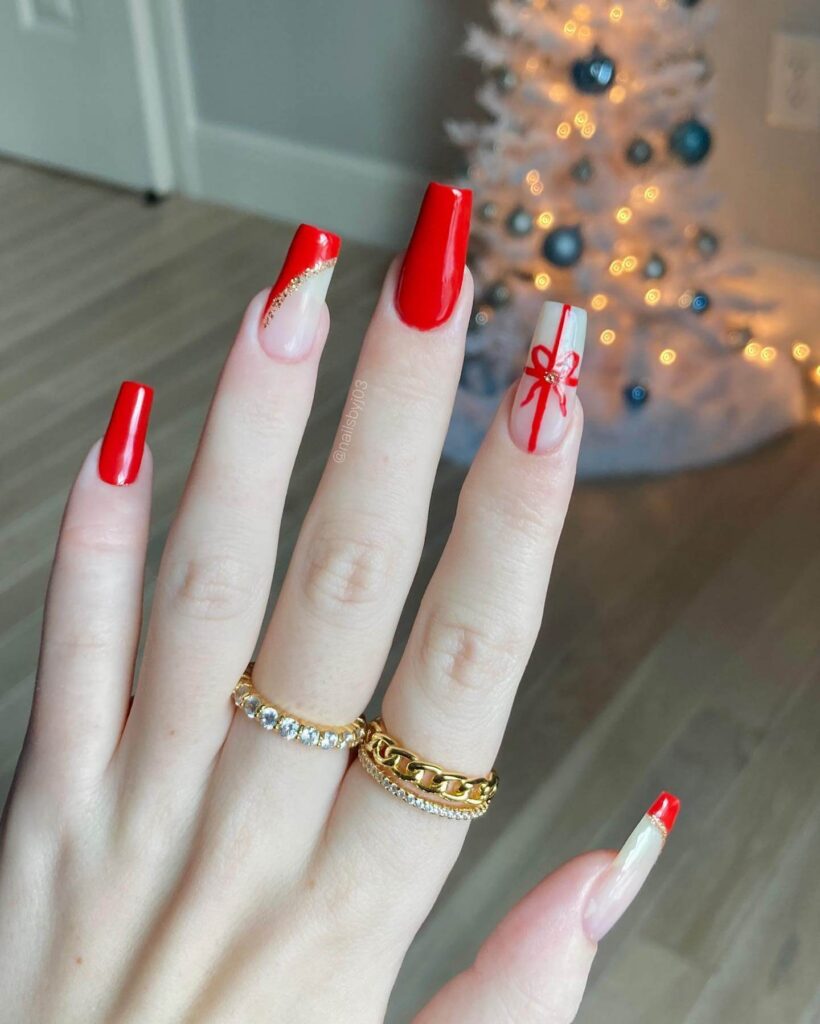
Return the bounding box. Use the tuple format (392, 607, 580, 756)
(519, 304, 580, 453)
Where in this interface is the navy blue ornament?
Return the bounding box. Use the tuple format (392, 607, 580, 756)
(668, 118, 712, 165)
(626, 137, 654, 166)
(506, 206, 534, 237)
(469, 304, 493, 333)
(695, 228, 719, 257)
(493, 66, 518, 93)
(624, 383, 650, 408)
(571, 48, 616, 95)
(677, 0, 702, 6)
(542, 225, 584, 267)
(691, 291, 710, 314)
(570, 156, 594, 184)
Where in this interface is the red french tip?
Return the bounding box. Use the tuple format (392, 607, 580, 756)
(395, 182, 472, 331)
(98, 381, 153, 486)
(647, 791, 681, 834)
(261, 223, 341, 323)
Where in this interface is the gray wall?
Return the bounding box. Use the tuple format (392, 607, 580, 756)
(183, 0, 820, 259)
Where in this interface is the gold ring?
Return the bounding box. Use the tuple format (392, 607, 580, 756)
(233, 665, 365, 750)
(358, 718, 499, 820)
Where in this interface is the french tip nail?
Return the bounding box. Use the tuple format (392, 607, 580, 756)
(647, 791, 681, 836)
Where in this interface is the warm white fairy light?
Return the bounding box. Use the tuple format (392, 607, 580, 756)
(644, 185, 661, 202)
(743, 341, 761, 360)
(530, 181, 544, 195)
(563, 19, 577, 36)
(678, 291, 693, 309)
(600, 329, 616, 345)
(557, 122, 572, 139)
(591, 293, 608, 310)
(615, 206, 633, 224)
(548, 83, 569, 103)
(610, 5, 624, 22)
(622, 255, 638, 272)
(609, 85, 627, 104)
(659, 348, 677, 365)
(534, 272, 551, 290)
(581, 122, 596, 139)
(537, 210, 554, 228)
(573, 3, 591, 19)
(645, 288, 661, 305)
(792, 341, 810, 361)
(813, 365, 820, 385)
(760, 346, 777, 363)
(609, 259, 624, 276)
(525, 169, 540, 184)
(574, 110, 589, 127)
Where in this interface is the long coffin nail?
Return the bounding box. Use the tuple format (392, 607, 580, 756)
(395, 182, 472, 330)
(259, 224, 341, 360)
(583, 792, 681, 943)
(510, 301, 586, 454)
(98, 381, 153, 486)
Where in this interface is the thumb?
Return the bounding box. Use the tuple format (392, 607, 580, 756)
(414, 793, 680, 1024)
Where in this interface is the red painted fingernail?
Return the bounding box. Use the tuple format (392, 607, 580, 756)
(260, 224, 341, 361)
(395, 182, 472, 331)
(98, 381, 153, 486)
(510, 301, 586, 454)
(647, 791, 681, 836)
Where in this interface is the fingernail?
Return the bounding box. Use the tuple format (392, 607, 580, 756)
(98, 381, 153, 486)
(259, 223, 341, 360)
(510, 301, 586, 454)
(583, 792, 681, 943)
(395, 182, 472, 330)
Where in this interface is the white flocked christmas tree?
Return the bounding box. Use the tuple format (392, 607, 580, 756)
(444, 0, 806, 475)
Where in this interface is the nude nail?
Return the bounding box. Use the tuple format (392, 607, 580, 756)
(583, 792, 681, 943)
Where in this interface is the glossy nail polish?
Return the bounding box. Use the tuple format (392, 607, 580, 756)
(583, 791, 681, 943)
(98, 381, 153, 486)
(510, 301, 586, 454)
(260, 224, 341, 361)
(395, 182, 472, 330)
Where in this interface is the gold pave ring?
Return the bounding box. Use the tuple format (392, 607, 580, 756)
(233, 665, 365, 750)
(358, 718, 499, 820)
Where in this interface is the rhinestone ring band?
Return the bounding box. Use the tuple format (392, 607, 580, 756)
(233, 665, 365, 751)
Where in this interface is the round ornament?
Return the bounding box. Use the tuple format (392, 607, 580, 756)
(626, 137, 654, 166)
(624, 382, 650, 408)
(677, 0, 702, 6)
(485, 280, 512, 308)
(570, 156, 594, 184)
(493, 66, 519, 93)
(542, 225, 584, 267)
(668, 118, 712, 165)
(695, 228, 719, 257)
(690, 291, 710, 314)
(469, 304, 494, 333)
(643, 253, 667, 279)
(506, 206, 534, 237)
(570, 48, 616, 95)
(478, 200, 498, 223)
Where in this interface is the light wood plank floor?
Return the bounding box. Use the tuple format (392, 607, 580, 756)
(2, 160, 819, 1023)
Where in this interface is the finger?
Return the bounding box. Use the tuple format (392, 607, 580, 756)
(232, 184, 471, 744)
(20, 382, 152, 793)
(336, 302, 585, 876)
(121, 226, 339, 781)
(414, 795, 681, 1024)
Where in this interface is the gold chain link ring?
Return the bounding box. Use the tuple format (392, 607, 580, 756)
(233, 665, 365, 750)
(358, 718, 499, 819)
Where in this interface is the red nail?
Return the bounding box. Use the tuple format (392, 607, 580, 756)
(98, 381, 153, 486)
(395, 182, 472, 330)
(647, 791, 681, 836)
(261, 224, 341, 330)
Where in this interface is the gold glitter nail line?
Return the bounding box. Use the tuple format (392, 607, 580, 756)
(261, 258, 337, 328)
(649, 814, 668, 844)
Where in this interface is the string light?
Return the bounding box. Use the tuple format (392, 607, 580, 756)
(609, 85, 627, 104)
(678, 291, 693, 309)
(525, 170, 540, 184)
(591, 293, 608, 310)
(574, 110, 589, 127)
(563, 19, 577, 35)
(557, 122, 572, 139)
(812, 365, 820, 385)
(534, 272, 551, 291)
(645, 288, 661, 305)
(580, 122, 596, 138)
(609, 5, 624, 21)
(643, 185, 660, 202)
(659, 348, 677, 365)
(525, 56, 540, 73)
(760, 346, 777, 363)
(548, 83, 569, 103)
(530, 181, 544, 195)
(537, 210, 554, 228)
(578, 25, 592, 41)
(600, 329, 616, 345)
(615, 206, 633, 224)
(609, 259, 624, 275)
(792, 341, 810, 361)
(573, 3, 591, 19)
(743, 341, 761, 360)
(622, 255, 638, 272)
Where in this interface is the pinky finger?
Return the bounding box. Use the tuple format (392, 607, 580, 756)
(20, 382, 153, 796)
(414, 794, 680, 1024)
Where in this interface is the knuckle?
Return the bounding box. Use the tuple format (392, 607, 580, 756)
(415, 604, 532, 701)
(59, 521, 136, 559)
(298, 527, 393, 619)
(164, 552, 264, 622)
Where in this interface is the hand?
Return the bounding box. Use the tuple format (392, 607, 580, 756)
(0, 184, 678, 1023)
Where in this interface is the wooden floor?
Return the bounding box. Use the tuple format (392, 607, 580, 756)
(1, 160, 819, 1023)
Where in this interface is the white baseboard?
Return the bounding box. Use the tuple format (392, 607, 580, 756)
(192, 119, 428, 249)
